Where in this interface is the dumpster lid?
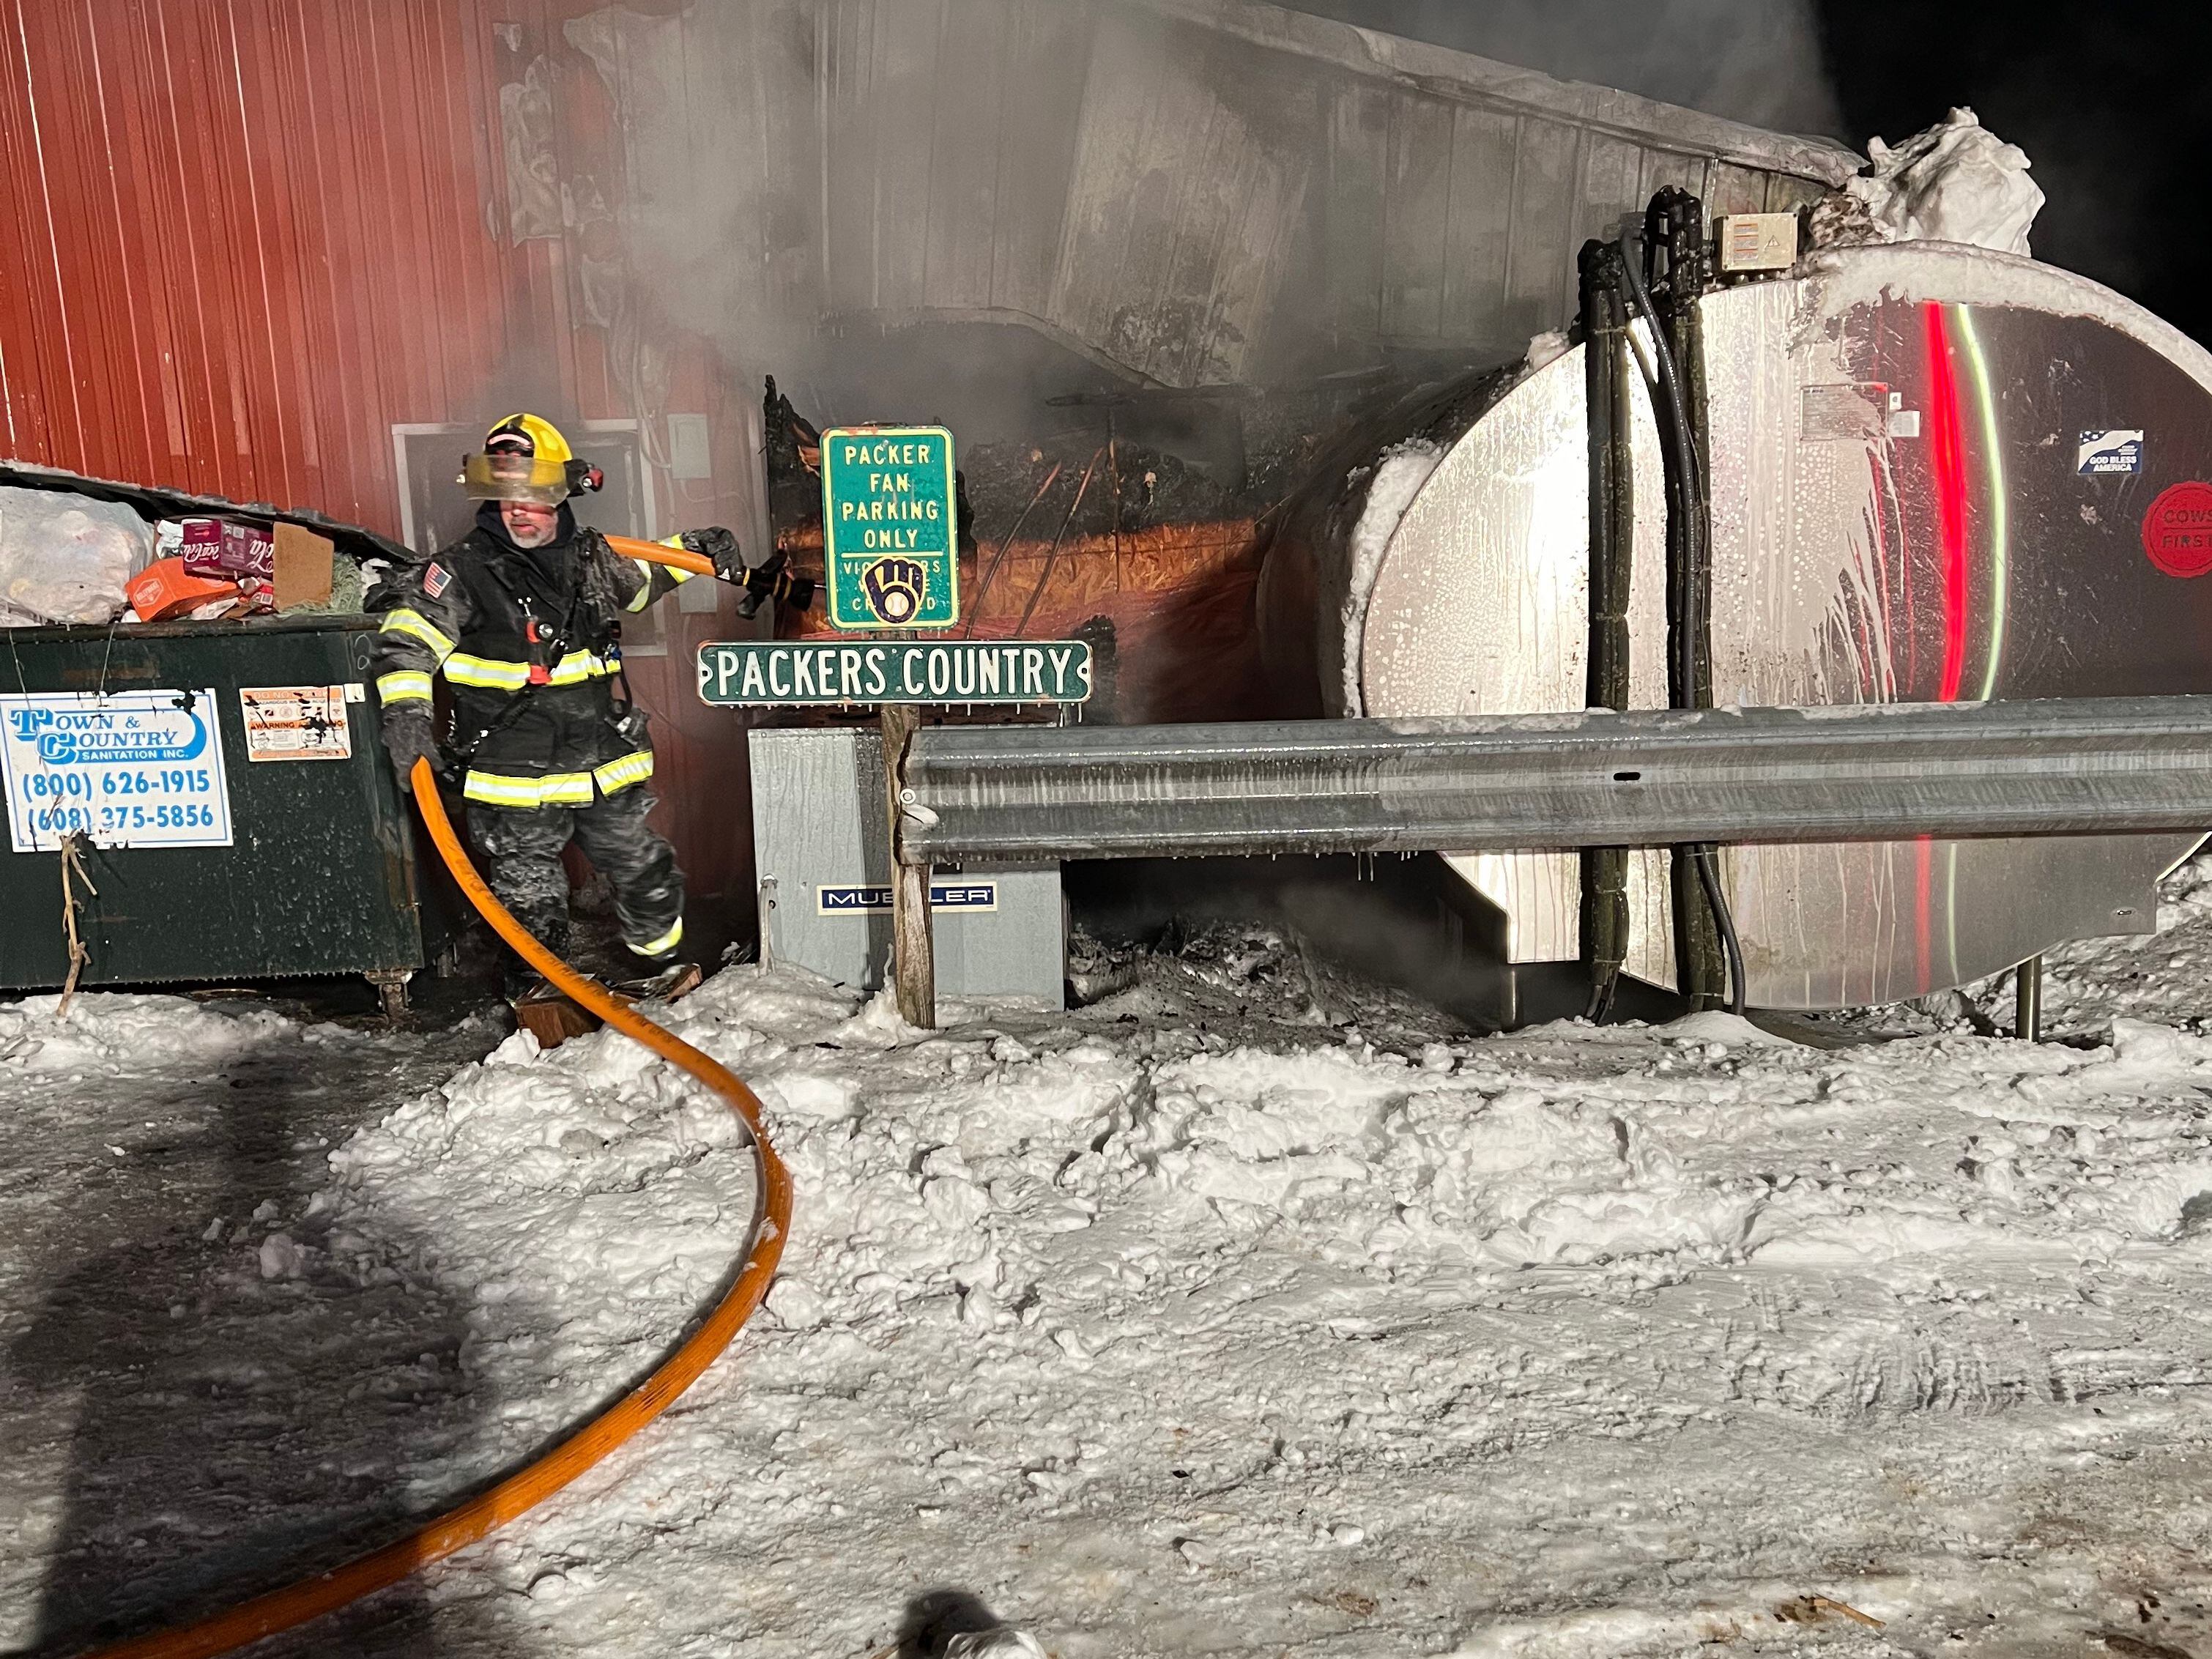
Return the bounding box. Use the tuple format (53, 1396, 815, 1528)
(0, 459, 412, 571)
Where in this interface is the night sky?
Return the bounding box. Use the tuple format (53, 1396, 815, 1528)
(1297, 1, 2212, 347)
(1822, 1, 2212, 346)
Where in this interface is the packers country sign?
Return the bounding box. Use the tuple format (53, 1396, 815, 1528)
(697, 639, 1091, 706)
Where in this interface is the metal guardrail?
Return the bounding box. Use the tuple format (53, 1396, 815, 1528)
(898, 697, 2212, 863)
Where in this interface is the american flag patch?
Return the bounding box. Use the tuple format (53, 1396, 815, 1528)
(422, 561, 451, 598)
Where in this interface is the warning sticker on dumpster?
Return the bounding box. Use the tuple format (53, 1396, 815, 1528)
(240, 685, 352, 762)
(0, 689, 234, 852)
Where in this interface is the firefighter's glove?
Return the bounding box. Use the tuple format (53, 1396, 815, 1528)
(380, 705, 445, 794)
(732, 549, 816, 619)
(680, 526, 745, 580)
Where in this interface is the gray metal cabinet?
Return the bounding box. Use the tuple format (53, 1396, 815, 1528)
(751, 727, 1063, 1005)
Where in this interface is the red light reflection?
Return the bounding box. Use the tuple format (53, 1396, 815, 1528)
(1923, 303, 1972, 703)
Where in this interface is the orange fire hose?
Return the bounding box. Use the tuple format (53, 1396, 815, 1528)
(605, 532, 716, 576)
(79, 569, 791, 1657)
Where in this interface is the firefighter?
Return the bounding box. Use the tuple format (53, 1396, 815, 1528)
(371, 412, 807, 998)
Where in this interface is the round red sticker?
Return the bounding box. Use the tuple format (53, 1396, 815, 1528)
(2142, 480, 2212, 578)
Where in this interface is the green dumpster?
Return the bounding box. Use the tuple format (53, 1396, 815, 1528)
(0, 615, 423, 1007)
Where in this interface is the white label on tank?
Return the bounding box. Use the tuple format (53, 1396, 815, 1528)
(1800, 383, 1886, 442)
(0, 689, 234, 851)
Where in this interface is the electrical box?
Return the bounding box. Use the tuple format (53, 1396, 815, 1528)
(666, 414, 713, 481)
(1716, 212, 1799, 273)
(749, 727, 1064, 1004)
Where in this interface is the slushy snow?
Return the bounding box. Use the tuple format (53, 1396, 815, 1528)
(6, 864, 2212, 1655)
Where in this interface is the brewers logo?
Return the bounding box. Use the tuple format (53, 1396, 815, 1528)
(861, 557, 927, 626)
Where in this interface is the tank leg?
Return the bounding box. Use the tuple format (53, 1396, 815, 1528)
(2014, 954, 2043, 1042)
(368, 968, 412, 1020)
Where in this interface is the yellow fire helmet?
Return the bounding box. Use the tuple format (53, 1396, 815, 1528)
(459, 412, 604, 506)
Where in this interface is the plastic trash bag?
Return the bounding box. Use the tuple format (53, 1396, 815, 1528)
(0, 486, 153, 625)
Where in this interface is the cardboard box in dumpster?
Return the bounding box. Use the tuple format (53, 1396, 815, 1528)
(271, 523, 333, 609)
(169, 519, 272, 613)
(125, 557, 245, 621)
(152, 519, 333, 615)
(166, 516, 262, 576)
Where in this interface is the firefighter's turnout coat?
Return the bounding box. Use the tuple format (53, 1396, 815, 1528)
(371, 524, 694, 809)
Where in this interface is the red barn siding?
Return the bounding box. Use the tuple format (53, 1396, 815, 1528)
(0, 0, 762, 923)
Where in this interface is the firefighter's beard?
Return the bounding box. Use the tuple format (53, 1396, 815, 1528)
(500, 500, 560, 548)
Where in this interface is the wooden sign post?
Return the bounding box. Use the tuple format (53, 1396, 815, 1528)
(820, 423, 960, 1031)
(877, 699, 935, 1026)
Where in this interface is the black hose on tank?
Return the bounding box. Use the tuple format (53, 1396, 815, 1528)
(1618, 217, 1748, 1020)
(1578, 239, 1636, 1023)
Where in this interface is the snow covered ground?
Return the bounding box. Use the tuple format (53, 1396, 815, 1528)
(6, 863, 2212, 1658)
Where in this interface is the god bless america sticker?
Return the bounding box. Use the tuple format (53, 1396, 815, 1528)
(2078, 430, 2145, 475)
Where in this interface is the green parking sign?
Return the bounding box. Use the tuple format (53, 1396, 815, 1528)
(820, 425, 960, 630)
